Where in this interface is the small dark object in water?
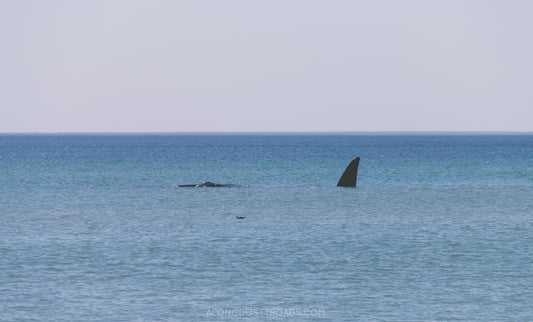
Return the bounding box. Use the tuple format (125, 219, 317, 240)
(235, 215, 246, 219)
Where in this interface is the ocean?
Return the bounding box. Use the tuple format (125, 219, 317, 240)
(1, 133, 532, 321)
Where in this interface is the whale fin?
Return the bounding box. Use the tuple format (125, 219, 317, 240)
(337, 157, 360, 187)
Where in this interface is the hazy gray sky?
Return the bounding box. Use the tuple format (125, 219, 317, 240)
(1, 0, 532, 132)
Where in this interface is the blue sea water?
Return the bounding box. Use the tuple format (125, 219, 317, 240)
(0, 133, 532, 321)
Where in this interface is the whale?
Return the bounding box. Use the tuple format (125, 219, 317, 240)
(176, 181, 248, 188)
(176, 157, 360, 188)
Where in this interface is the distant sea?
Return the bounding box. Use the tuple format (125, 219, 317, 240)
(1, 133, 532, 321)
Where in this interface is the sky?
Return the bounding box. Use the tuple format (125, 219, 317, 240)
(1, 0, 532, 132)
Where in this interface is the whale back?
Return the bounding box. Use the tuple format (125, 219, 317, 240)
(337, 157, 360, 187)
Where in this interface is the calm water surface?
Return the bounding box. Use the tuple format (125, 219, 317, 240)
(1, 134, 532, 321)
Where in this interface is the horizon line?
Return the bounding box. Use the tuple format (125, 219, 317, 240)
(1, 131, 532, 135)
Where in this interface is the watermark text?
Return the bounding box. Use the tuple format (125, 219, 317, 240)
(206, 307, 326, 318)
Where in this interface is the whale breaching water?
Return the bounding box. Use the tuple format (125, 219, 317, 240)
(336, 157, 360, 187)
(177, 157, 361, 188)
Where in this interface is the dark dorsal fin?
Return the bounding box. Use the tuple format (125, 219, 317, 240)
(337, 157, 360, 187)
